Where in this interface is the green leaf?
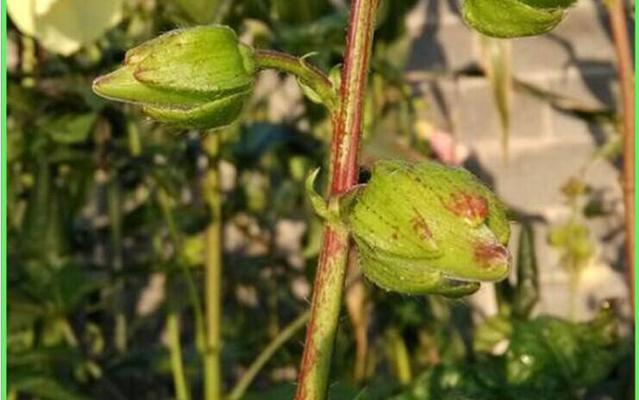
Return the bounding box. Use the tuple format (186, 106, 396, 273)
(474, 314, 512, 353)
(48, 113, 95, 144)
(271, 0, 333, 24)
(512, 223, 539, 317)
(506, 314, 621, 391)
(10, 375, 89, 400)
(404, 310, 623, 399)
(52, 264, 107, 312)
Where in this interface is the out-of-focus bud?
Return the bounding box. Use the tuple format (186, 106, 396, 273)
(93, 25, 255, 129)
(462, 0, 576, 38)
(343, 160, 511, 297)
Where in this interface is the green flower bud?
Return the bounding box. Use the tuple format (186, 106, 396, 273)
(344, 160, 511, 297)
(92, 25, 255, 129)
(462, 0, 576, 38)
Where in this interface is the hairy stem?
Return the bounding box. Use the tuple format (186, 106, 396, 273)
(166, 311, 191, 400)
(202, 134, 223, 400)
(228, 311, 310, 400)
(254, 49, 337, 110)
(295, 0, 380, 398)
(606, 0, 635, 310)
(295, 227, 350, 400)
(328, 0, 379, 193)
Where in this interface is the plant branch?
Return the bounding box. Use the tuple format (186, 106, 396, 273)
(227, 311, 310, 400)
(254, 49, 337, 110)
(606, 0, 634, 309)
(295, 0, 380, 399)
(166, 310, 191, 400)
(157, 188, 207, 351)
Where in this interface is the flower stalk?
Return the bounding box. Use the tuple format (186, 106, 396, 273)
(166, 310, 191, 400)
(254, 50, 337, 111)
(202, 134, 223, 400)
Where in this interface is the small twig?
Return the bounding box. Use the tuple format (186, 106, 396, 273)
(156, 188, 207, 353)
(227, 312, 310, 400)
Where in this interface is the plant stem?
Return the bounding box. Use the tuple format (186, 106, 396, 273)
(254, 49, 337, 110)
(166, 311, 191, 400)
(20, 35, 36, 87)
(227, 311, 310, 400)
(107, 181, 127, 353)
(295, 1, 380, 399)
(126, 121, 142, 157)
(202, 134, 223, 400)
(386, 329, 412, 385)
(157, 188, 207, 357)
(345, 279, 369, 383)
(295, 227, 350, 400)
(605, 0, 635, 310)
(328, 0, 379, 193)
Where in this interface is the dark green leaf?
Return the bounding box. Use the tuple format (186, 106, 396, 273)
(10, 375, 89, 400)
(48, 114, 95, 145)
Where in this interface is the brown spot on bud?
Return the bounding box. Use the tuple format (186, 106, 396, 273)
(446, 192, 489, 224)
(473, 242, 509, 269)
(410, 209, 434, 243)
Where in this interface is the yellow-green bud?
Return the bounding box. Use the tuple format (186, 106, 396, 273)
(345, 160, 511, 298)
(462, 0, 576, 38)
(92, 25, 255, 129)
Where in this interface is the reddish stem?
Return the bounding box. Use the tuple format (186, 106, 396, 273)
(329, 0, 379, 194)
(607, 0, 634, 310)
(295, 0, 380, 398)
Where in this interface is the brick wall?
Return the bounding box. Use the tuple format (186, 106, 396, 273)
(406, 0, 631, 319)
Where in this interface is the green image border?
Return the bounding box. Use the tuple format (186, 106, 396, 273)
(2, 0, 8, 398)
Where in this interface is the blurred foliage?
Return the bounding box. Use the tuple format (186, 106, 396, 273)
(7, 0, 631, 399)
(7, 0, 124, 56)
(394, 305, 626, 400)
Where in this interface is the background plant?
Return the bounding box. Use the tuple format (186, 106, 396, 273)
(6, 0, 633, 399)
